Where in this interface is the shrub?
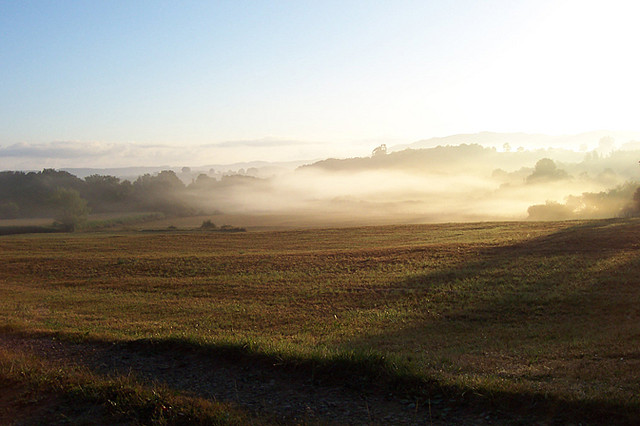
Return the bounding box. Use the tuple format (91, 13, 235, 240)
(200, 219, 217, 229)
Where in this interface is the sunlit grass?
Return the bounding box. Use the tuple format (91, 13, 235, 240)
(2, 219, 640, 416)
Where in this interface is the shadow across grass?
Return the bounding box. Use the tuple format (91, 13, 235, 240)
(339, 218, 640, 423)
(2, 324, 639, 424)
(0, 342, 248, 425)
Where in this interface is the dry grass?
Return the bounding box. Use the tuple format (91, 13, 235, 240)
(1, 219, 640, 420)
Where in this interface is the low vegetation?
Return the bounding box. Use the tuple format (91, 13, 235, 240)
(1, 219, 640, 423)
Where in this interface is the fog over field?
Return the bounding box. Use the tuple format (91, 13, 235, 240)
(173, 132, 640, 224)
(2, 131, 639, 227)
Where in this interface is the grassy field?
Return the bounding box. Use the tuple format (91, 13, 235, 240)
(1, 219, 639, 423)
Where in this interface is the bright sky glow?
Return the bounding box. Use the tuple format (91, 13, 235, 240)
(1, 0, 639, 166)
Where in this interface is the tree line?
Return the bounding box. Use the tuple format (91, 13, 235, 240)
(0, 169, 256, 229)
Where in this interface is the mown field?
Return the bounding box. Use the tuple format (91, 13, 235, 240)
(1, 219, 640, 424)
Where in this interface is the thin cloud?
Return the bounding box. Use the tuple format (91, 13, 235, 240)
(0, 141, 124, 158)
(209, 138, 314, 148)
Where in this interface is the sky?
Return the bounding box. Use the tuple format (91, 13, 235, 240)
(1, 0, 639, 168)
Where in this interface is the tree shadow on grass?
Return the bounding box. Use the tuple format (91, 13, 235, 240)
(335, 218, 640, 422)
(342, 218, 640, 345)
(386, 218, 640, 328)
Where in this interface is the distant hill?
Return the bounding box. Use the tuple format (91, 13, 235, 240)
(300, 143, 594, 175)
(391, 130, 640, 152)
(301, 144, 497, 173)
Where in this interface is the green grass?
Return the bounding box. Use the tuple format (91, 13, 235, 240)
(2, 218, 640, 421)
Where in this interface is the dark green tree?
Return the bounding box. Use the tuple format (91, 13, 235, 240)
(51, 187, 90, 231)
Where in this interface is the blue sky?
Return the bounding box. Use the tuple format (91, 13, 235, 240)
(1, 0, 639, 167)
